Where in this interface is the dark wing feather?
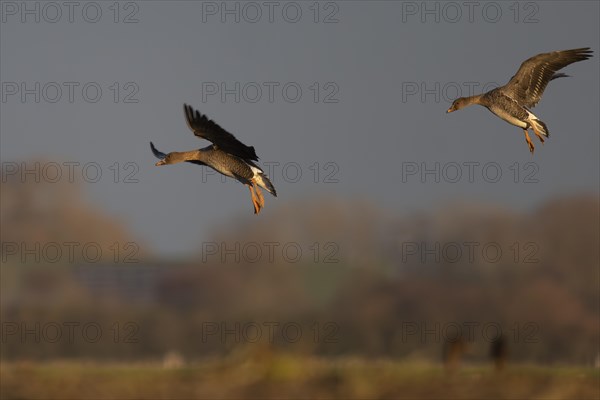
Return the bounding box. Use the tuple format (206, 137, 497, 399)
(501, 48, 592, 108)
(185, 160, 207, 167)
(150, 142, 167, 160)
(183, 104, 258, 162)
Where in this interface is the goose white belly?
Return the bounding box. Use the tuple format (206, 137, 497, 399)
(489, 107, 528, 128)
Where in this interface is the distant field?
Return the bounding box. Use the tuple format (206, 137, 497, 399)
(2, 356, 599, 399)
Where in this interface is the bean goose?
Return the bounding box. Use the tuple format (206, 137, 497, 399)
(447, 48, 593, 154)
(151, 104, 277, 214)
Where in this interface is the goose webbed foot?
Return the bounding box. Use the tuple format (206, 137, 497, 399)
(247, 185, 260, 214)
(535, 133, 545, 144)
(532, 127, 546, 144)
(523, 129, 535, 154)
(253, 181, 265, 209)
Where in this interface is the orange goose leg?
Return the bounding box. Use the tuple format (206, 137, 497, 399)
(531, 125, 546, 144)
(247, 184, 260, 214)
(253, 181, 265, 210)
(523, 129, 535, 154)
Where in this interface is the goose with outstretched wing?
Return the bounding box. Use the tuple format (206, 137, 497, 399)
(447, 48, 593, 154)
(151, 104, 276, 214)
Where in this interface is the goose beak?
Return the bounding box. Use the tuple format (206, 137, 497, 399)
(155, 160, 166, 166)
(446, 107, 454, 113)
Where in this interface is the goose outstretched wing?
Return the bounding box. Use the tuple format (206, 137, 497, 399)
(183, 104, 258, 162)
(150, 142, 167, 160)
(501, 48, 592, 108)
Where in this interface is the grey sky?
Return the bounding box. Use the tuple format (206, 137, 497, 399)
(1, 1, 598, 256)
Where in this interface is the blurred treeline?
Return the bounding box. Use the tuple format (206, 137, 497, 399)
(1, 164, 598, 365)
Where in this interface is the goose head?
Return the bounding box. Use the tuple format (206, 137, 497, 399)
(447, 97, 469, 113)
(447, 95, 483, 113)
(150, 142, 174, 166)
(154, 153, 184, 166)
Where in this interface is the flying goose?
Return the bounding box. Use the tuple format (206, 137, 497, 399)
(447, 48, 593, 154)
(151, 104, 277, 214)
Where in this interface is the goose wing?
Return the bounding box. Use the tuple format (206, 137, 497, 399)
(500, 48, 592, 108)
(183, 104, 258, 162)
(150, 142, 167, 160)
